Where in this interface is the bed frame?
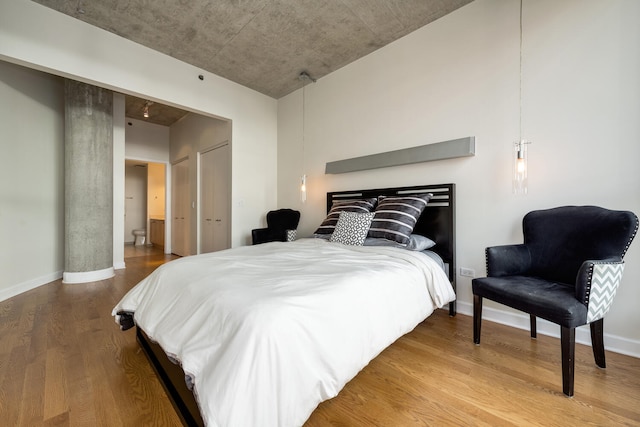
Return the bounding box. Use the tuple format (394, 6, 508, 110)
(136, 183, 456, 427)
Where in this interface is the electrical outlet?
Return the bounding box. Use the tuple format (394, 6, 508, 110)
(460, 267, 475, 278)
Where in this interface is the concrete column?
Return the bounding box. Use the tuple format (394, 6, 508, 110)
(63, 80, 114, 284)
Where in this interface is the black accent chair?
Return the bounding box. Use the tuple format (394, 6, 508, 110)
(251, 209, 301, 245)
(472, 206, 638, 396)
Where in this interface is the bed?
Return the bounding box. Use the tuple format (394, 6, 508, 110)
(113, 183, 456, 427)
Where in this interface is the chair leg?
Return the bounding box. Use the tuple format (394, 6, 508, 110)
(560, 326, 575, 397)
(590, 319, 606, 368)
(530, 314, 537, 339)
(473, 295, 482, 345)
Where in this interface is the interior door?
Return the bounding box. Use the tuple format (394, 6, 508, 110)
(200, 144, 230, 253)
(171, 158, 190, 256)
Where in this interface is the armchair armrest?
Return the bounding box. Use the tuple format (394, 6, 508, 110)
(575, 258, 625, 323)
(251, 228, 269, 245)
(252, 228, 293, 245)
(251, 228, 283, 245)
(485, 244, 532, 277)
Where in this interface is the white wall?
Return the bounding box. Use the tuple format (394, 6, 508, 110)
(277, 0, 640, 356)
(125, 119, 171, 163)
(0, 0, 278, 250)
(0, 60, 65, 300)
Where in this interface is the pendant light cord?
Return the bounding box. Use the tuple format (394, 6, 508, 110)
(519, 0, 523, 142)
(302, 78, 306, 173)
(298, 71, 315, 183)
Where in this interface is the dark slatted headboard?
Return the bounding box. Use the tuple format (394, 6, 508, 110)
(327, 183, 456, 315)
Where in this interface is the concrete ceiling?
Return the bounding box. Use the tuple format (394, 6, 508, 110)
(32, 0, 473, 102)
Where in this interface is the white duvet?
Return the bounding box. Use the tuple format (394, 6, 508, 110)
(113, 238, 455, 427)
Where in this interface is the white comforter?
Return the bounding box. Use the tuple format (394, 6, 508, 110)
(113, 238, 455, 427)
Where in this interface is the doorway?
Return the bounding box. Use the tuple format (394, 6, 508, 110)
(124, 161, 147, 244)
(124, 159, 167, 250)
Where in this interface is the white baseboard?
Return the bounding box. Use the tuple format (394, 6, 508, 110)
(0, 270, 63, 303)
(63, 267, 115, 284)
(456, 301, 640, 359)
(114, 261, 126, 270)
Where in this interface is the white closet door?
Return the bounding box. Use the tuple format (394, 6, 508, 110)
(200, 144, 230, 253)
(171, 158, 190, 256)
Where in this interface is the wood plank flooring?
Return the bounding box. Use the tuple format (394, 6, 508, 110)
(1, 248, 639, 426)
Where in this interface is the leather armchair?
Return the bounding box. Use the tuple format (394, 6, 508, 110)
(251, 209, 301, 245)
(472, 206, 638, 396)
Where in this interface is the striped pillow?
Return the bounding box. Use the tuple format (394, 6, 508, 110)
(314, 198, 377, 235)
(367, 194, 432, 244)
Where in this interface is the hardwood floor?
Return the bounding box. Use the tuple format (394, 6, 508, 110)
(1, 249, 639, 426)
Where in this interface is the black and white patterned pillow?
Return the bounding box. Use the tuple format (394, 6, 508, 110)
(367, 194, 432, 245)
(314, 198, 377, 235)
(330, 211, 375, 246)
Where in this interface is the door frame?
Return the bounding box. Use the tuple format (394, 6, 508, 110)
(124, 156, 172, 255)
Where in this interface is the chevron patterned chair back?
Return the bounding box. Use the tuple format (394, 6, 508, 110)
(471, 205, 638, 397)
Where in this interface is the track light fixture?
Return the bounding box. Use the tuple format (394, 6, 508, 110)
(298, 71, 316, 84)
(143, 100, 153, 119)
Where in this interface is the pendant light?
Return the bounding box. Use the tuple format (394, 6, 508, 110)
(298, 71, 315, 203)
(513, 0, 531, 195)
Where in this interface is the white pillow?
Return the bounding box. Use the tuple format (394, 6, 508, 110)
(330, 211, 375, 246)
(407, 234, 436, 251)
(363, 234, 436, 251)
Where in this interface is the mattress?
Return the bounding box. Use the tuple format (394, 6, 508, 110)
(113, 238, 455, 427)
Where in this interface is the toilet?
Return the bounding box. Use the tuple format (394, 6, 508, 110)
(133, 229, 146, 246)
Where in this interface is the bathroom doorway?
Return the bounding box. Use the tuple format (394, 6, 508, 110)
(124, 160, 167, 250)
(125, 161, 147, 244)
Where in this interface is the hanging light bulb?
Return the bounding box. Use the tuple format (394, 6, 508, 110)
(143, 101, 153, 119)
(513, 140, 529, 195)
(513, 0, 531, 195)
(300, 174, 307, 203)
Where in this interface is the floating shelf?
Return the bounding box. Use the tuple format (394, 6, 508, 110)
(325, 136, 475, 174)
